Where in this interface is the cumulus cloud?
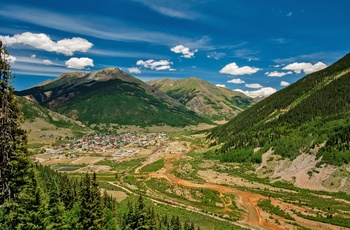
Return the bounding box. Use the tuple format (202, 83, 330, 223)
(220, 62, 260, 76)
(280, 81, 290, 87)
(128, 67, 141, 74)
(1, 50, 16, 63)
(215, 84, 226, 88)
(227, 78, 245, 84)
(245, 83, 263, 89)
(234, 87, 277, 98)
(136, 59, 175, 71)
(283, 62, 327, 74)
(0, 32, 93, 56)
(265, 71, 293, 77)
(170, 45, 197, 58)
(42, 59, 53, 65)
(9, 55, 17, 63)
(65, 57, 94, 69)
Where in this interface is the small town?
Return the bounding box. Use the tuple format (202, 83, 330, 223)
(42, 132, 169, 156)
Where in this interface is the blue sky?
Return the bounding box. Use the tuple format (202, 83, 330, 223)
(1, 0, 349, 97)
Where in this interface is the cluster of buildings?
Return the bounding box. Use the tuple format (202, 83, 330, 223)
(45, 132, 169, 154)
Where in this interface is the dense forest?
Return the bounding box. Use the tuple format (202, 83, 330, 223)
(0, 42, 200, 229)
(208, 52, 350, 166)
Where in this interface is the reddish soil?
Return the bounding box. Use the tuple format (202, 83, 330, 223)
(150, 155, 283, 230)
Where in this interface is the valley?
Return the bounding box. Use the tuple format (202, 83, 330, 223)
(34, 131, 350, 230)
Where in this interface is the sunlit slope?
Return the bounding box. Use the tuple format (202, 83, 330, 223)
(149, 77, 254, 120)
(209, 52, 350, 166)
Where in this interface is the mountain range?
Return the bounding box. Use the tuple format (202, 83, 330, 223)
(148, 77, 253, 121)
(16, 68, 252, 128)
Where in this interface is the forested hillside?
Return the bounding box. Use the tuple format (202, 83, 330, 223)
(15, 68, 210, 127)
(208, 52, 350, 166)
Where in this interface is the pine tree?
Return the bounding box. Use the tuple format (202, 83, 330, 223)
(0, 40, 29, 204)
(0, 41, 44, 229)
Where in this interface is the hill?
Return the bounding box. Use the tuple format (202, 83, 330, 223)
(148, 77, 254, 120)
(208, 52, 350, 167)
(17, 96, 92, 147)
(15, 68, 210, 127)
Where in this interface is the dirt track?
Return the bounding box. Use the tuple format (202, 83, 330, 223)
(149, 154, 283, 230)
(145, 144, 346, 230)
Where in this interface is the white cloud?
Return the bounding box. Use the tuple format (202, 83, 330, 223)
(0, 32, 93, 56)
(234, 87, 277, 98)
(220, 62, 260, 76)
(227, 78, 245, 84)
(283, 62, 327, 74)
(245, 83, 263, 89)
(1, 53, 17, 63)
(216, 84, 226, 88)
(136, 59, 175, 71)
(280, 81, 290, 87)
(128, 67, 141, 74)
(171, 45, 197, 58)
(42, 59, 53, 65)
(265, 71, 293, 77)
(65, 57, 94, 69)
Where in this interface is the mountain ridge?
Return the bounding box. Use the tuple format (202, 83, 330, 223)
(148, 77, 254, 120)
(15, 68, 210, 127)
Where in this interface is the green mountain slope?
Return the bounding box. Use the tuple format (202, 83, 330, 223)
(208, 52, 350, 166)
(16, 68, 210, 127)
(17, 96, 92, 146)
(148, 77, 254, 120)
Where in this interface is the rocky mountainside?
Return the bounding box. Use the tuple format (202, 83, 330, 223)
(15, 68, 210, 127)
(148, 77, 254, 120)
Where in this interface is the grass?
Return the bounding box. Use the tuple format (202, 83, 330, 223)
(258, 199, 295, 221)
(118, 195, 246, 230)
(95, 158, 143, 173)
(139, 159, 165, 173)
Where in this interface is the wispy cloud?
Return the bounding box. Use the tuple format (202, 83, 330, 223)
(13, 56, 64, 67)
(0, 5, 208, 48)
(11, 62, 69, 77)
(89, 48, 168, 59)
(135, 0, 202, 20)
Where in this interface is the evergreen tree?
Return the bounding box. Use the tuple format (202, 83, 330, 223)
(0, 40, 44, 229)
(80, 172, 104, 229)
(0, 40, 30, 204)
